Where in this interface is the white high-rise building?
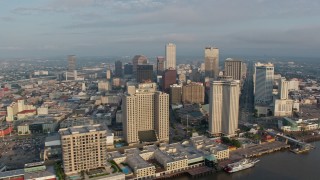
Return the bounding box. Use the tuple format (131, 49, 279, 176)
(273, 77, 294, 117)
(208, 80, 240, 136)
(165, 43, 176, 70)
(205, 47, 219, 79)
(279, 77, 289, 100)
(254, 62, 274, 105)
(122, 82, 169, 144)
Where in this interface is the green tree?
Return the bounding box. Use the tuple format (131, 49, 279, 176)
(231, 139, 242, 148)
(221, 136, 231, 144)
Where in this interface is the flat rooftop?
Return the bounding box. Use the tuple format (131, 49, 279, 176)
(24, 166, 56, 179)
(59, 124, 105, 136)
(127, 154, 154, 171)
(0, 169, 24, 179)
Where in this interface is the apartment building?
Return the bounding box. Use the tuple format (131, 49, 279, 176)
(59, 124, 107, 175)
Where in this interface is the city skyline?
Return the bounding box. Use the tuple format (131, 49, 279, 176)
(1, 0, 320, 58)
(1, 1, 320, 179)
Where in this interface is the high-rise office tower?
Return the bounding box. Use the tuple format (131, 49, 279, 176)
(162, 69, 176, 92)
(205, 47, 219, 79)
(182, 82, 205, 104)
(59, 124, 107, 175)
(122, 83, 169, 144)
(156, 56, 166, 75)
(136, 64, 153, 83)
(208, 80, 240, 136)
(154, 91, 169, 142)
(132, 55, 148, 74)
(190, 69, 201, 82)
(254, 62, 274, 105)
(106, 69, 111, 80)
(273, 77, 293, 117)
(224, 58, 246, 81)
(165, 43, 176, 70)
(68, 55, 76, 71)
(124, 63, 133, 75)
(169, 84, 182, 104)
(66, 55, 77, 81)
(114, 60, 123, 77)
(279, 77, 289, 100)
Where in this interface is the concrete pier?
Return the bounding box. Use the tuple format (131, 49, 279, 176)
(219, 141, 290, 168)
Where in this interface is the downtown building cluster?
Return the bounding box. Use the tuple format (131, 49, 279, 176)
(6, 44, 317, 180)
(0, 43, 250, 180)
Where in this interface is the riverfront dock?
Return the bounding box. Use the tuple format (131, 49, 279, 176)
(186, 166, 214, 178)
(219, 141, 290, 168)
(232, 141, 290, 159)
(153, 166, 214, 179)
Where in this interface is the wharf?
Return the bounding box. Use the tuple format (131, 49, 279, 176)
(230, 141, 290, 160)
(186, 166, 214, 178)
(153, 171, 187, 179)
(300, 135, 320, 143)
(153, 166, 214, 179)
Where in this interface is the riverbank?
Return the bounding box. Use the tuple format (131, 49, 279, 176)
(299, 134, 320, 143)
(174, 141, 320, 180)
(218, 141, 289, 169)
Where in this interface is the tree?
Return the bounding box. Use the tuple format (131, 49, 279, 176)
(254, 109, 258, 117)
(221, 137, 231, 144)
(231, 139, 242, 148)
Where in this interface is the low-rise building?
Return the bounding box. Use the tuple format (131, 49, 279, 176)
(154, 149, 188, 173)
(278, 117, 320, 132)
(127, 154, 155, 179)
(209, 145, 229, 160)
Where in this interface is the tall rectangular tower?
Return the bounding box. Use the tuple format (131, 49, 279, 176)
(224, 58, 246, 81)
(68, 55, 76, 71)
(254, 62, 274, 105)
(156, 56, 166, 75)
(59, 125, 107, 175)
(165, 43, 176, 70)
(169, 84, 182, 104)
(154, 92, 169, 142)
(162, 69, 177, 92)
(205, 47, 219, 79)
(182, 82, 205, 104)
(136, 64, 153, 83)
(106, 69, 111, 80)
(115, 60, 123, 77)
(279, 77, 289, 100)
(208, 80, 240, 136)
(124, 63, 133, 75)
(122, 83, 169, 144)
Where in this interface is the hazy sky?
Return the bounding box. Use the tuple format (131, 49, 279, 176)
(1, 0, 320, 58)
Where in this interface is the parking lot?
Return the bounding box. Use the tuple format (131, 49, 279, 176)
(0, 134, 46, 170)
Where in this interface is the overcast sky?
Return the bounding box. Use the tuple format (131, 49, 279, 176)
(1, 0, 320, 58)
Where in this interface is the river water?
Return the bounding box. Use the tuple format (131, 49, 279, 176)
(175, 141, 320, 180)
